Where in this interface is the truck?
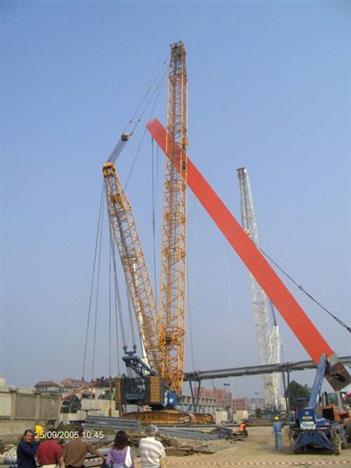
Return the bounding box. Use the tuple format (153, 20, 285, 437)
(290, 355, 349, 454)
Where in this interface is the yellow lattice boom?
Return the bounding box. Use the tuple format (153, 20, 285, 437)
(103, 162, 160, 372)
(159, 42, 188, 395)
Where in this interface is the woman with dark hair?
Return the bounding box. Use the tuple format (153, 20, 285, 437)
(106, 431, 134, 468)
(17, 430, 37, 468)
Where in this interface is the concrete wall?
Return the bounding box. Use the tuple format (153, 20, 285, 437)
(0, 389, 61, 437)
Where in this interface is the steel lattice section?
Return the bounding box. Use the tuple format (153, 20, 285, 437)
(103, 162, 160, 372)
(159, 42, 188, 394)
(237, 167, 281, 408)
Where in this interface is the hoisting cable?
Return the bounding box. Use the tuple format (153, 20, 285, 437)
(269, 299, 278, 327)
(128, 58, 168, 135)
(125, 64, 168, 189)
(187, 273, 197, 373)
(108, 242, 113, 381)
(91, 195, 105, 379)
(82, 184, 104, 380)
(109, 223, 127, 348)
(107, 58, 168, 164)
(109, 231, 126, 376)
(108, 242, 114, 413)
(260, 247, 351, 334)
(187, 195, 197, 372)
(151, 137, 158, 300)
(126, 287, 137, 348)
(226, 243, 236, 366)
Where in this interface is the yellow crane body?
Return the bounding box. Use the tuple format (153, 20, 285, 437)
(159, 42, 188, 395)
(103, 161, 160, 372)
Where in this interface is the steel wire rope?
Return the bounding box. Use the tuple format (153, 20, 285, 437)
(125, 285, 137, 348)
(187, 194, 197, 373)
(91, 195, 105, 379)
(109, 228, 126, 375)
(118, 67, 167, 351)
(108, 59, 168, 164)
(108, 222, 127, 346)
(151, 137, 158, 302)
(108, 243, 112, 381)
(225, 243, 236, 368)
(108, 243, 113, 411)
(124, 66, 168, 189)
(128, 58, 168, 135)
(82, 184, 104, 380)
(260, 247, 351, 334)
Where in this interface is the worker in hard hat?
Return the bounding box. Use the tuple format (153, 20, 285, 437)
(272, 419, 284, 451)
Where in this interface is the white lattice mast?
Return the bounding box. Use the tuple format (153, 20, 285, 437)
(237, 167, 281, 408)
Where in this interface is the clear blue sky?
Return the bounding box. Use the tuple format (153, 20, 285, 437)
(2, 1, 350, 397)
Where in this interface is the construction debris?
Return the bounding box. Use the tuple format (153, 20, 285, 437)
(82, 418, 245, 458)
(0, 446, 17, 465)
(210, 425, 246, 440)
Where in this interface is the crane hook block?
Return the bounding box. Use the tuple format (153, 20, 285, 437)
(122, 133, 131, 142)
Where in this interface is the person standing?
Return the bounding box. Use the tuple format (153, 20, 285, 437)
(272, 420, 284, 451)
(139, 425, 165, 468)
(106, 431, 134, 468)
(63, 426, 101, 468)
(17, 430, 37, 468)
(36, 429, 63, 468)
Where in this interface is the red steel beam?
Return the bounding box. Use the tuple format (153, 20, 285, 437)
(147, 118, 334, 363)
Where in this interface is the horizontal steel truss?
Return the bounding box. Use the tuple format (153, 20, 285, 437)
(184, 356, 351, 382)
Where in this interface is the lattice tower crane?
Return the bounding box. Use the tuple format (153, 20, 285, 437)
(237, 167, 281, 408)
(159, 42, 188, 395)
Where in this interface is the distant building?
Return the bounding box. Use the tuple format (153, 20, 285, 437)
(248, 398, 265, 411)
(199, 387, 233, 409)
(233, 397, 250, 411)
(60, 378, 84, 392)
(178, 394, 217, 414)
(34, 381, 63, 396)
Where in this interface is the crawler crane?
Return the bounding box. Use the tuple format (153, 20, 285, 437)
(103, 44, 212, 424)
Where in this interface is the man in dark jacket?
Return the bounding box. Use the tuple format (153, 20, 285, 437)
(17, 430, 37, 468)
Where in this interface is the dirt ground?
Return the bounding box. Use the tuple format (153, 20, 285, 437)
(135, 426, 351, 467)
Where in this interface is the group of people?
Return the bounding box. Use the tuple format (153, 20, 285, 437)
(17, 426, 102, 468)
(17, 424, 166, 468)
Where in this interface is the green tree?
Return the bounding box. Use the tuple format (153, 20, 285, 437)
(288, 380, 311, 409)
(255, 408, 263, 418)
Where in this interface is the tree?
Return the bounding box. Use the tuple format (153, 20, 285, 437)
(255, 408, 263, 418)
(287, 380, 311, 409)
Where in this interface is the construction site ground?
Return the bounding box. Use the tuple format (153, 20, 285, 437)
(2, 425, 351, 468)
(153, 426, 351, 468)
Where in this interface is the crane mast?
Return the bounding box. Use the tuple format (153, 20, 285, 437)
(103, 161, 160, 372)
(237, 167, 281, 408)
(159, 42, 188, 395)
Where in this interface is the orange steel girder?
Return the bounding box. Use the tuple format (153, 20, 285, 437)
(147, 118, 335, 365)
